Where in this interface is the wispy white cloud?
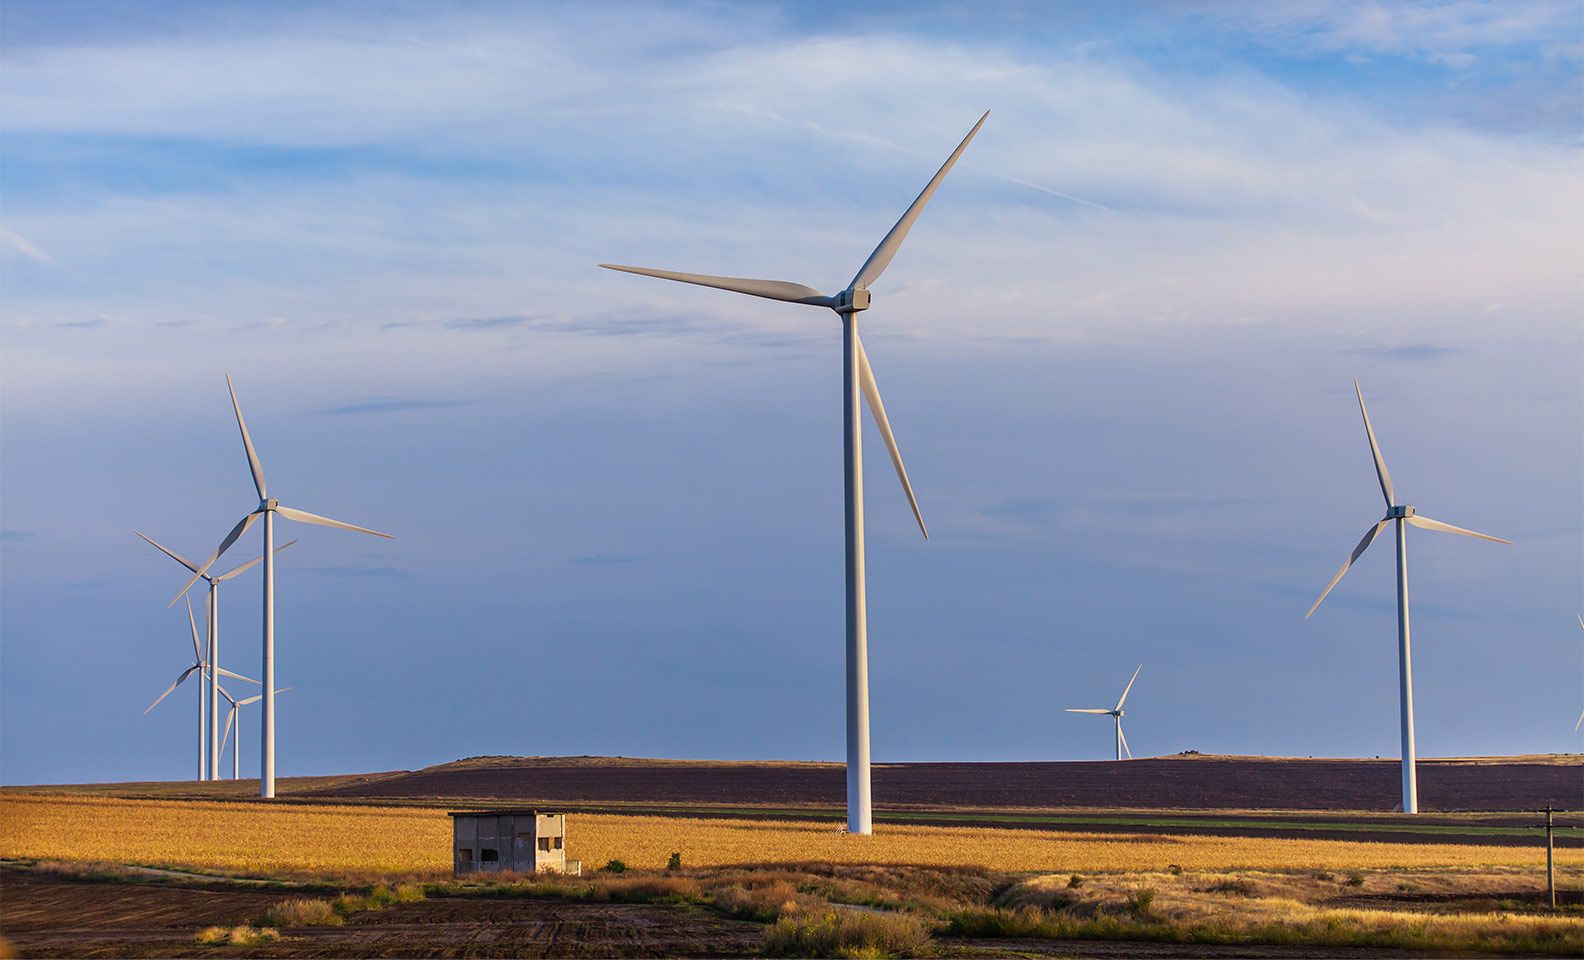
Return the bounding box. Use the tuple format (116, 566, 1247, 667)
(1193, 0, 1581, 62)
(1, 8, 1575, 388)
(0, 227, 54, 265)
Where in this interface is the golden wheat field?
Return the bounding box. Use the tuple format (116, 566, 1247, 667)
(2, 793, 1577, 878)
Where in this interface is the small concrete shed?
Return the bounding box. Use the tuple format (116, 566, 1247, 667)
(448, 810, 580, 875)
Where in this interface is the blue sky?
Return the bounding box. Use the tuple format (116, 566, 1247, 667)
(1, 1, 1580, 785)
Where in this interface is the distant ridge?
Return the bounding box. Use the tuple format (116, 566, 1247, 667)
(302, 753, 1580, 813)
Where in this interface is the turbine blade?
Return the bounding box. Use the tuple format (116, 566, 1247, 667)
(1119, 725, 1132, 760)
(275, 506, 393, 539)
(221, 708, 236, 748)
(850, 111, 989, 291)
(227, 375, 268, 500)
(215, 667, 261, 685)
(133, 531, 200, 574)
(186, 596, 202, 662)
(1404, 514, 1512, 545)
(1066, 708, 1110, 714)
(1576, 709, 1583, 733)
(1354, 380, 1395, 509)
(216, 683, 236, 705)
(144, 664, 200, 715)
(599, 264, 836, 307)
(169, 512, 260, 606)
(1115, 663, 1143, 712)
(214, 538, 300, 581)
(856, 336, 926, 538)
(1306, 519, 1389, 618)
(238, 687, 286, 706)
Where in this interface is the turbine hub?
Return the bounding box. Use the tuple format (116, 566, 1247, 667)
(1389, 504, 1414, 518)
(261, 498, 279, 512)
(1115, 710, 1123, 718)
(835, 288, 871, 314)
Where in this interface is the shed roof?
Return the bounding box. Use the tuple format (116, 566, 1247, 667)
(447, 809, 563, 818)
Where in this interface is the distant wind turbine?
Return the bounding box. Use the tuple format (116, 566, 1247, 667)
(1067, 664, 1142, 761)
(217, 684, 290, 781)
(1576, 616, 1582, 733)
(601, 112, 989, 834)
(173, 375, 393, 799)
(144, 597, 257, 777)
(1306, 381, 1511, 814)
(135, 531, 296, 781)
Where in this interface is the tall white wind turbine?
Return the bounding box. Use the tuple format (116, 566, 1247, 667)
(218, 684, 290, 780)
(144, 597, 257, 777)
(173, 375, 393, 799)
(1066, 664, 1142, 761)
(600, 112, 988, 834)
(135, 532, 297, 781)
(1306, 381, 1511, 814)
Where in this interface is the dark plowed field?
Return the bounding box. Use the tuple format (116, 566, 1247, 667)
(299, 756, 1581, 813)
(0, 870, 282, 935)
(0, 869, 764, 958)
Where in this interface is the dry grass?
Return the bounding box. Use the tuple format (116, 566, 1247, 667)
(945, 867, 1584, 955)
(4, 793, 1581, 880)
(765, 909, 934, 958)
(193, 924, 281, 946)
(261, 897, 343, 927)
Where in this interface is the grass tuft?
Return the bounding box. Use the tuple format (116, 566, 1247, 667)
(194, 925, 281, 946)
(1126, 886, 1157, 918)
(764, 909, 933, 958)
(713, 879, 806, 921)
(261, 897, 343, 927)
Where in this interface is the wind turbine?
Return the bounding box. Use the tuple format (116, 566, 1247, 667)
(1066, 664, 1142, 761)
(600, 112, 988, 834)
(135, 532, 297, 781)
(144, 597, 257, 777)
(218, 684, 290, 780)
(1575, 616, 1582, 734)
(1306, 380, 1511, 814)
(173, 375, 393, 799)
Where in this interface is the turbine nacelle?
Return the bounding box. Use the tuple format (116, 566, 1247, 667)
(834, 288, 871, 314)
(1388, 505, 1414, 519)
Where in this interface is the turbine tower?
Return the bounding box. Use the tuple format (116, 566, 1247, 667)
(174, 376, 393, 799)
(135, 531, 296, 780)
(144, 597, 257, 776)
(600, 112, 988, 834)
(1306, 381, 1511, 814)
(1066, 664, 1142, 760)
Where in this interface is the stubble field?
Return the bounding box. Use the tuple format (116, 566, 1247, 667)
(3, 793, 1579, 878)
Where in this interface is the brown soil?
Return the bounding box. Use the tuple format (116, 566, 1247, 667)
(0, 869, 764, 958)
(0, 869, 283, 934)
(4, 867, 1530, 960)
